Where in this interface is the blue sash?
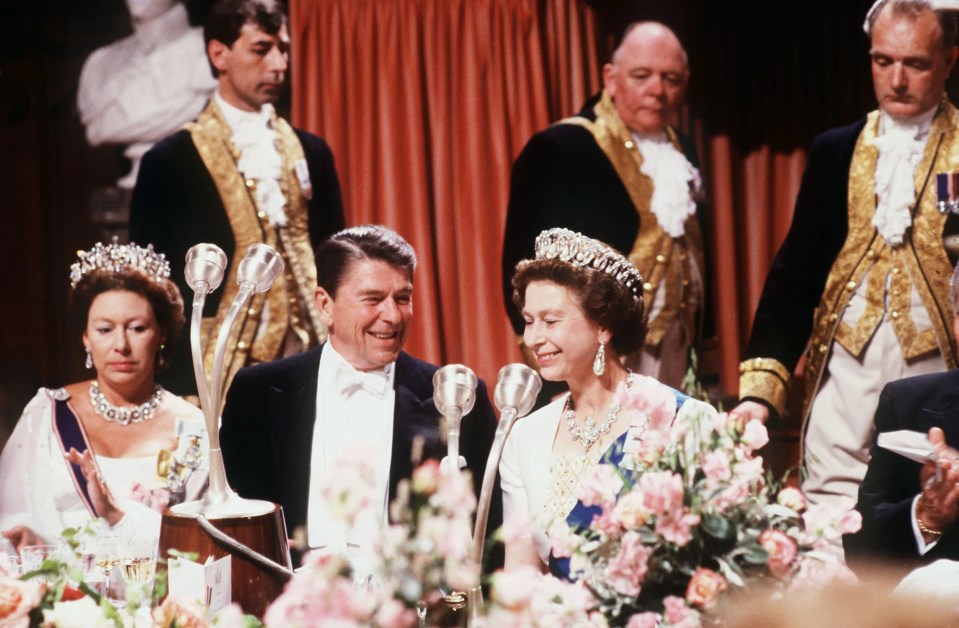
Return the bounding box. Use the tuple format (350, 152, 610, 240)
(549, 388, 689, 579)
(51, 398, 99, 517)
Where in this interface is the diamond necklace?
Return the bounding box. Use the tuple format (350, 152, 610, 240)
(89, 381, 164, 426)
(565, 372, 634, 451)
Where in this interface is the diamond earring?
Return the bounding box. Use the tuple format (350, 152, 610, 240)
(85, 348, 93, 370)
(593, 340, 606, 377)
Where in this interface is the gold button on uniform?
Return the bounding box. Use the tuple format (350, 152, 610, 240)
(643, 282, 653, 291)
(846, 280, 857, 290)
(245, 179, 255, 188)
(655, 254, 666, 263)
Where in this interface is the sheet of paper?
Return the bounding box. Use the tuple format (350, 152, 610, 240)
(877, 430, 936, 465)
(168, 554, 231, 618)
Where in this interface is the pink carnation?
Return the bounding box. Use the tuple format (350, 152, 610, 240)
(655, 508, 700, 547)
(578, 464, 624, 508)
(701, 450, 731, 482)
(639, 471, 684, 515)
(612, 490, 651, 530)
(603, 532, 649, 597)
(548, 519, 582, 558)
(616, 375, 677, 434)
(626, 612, 660, 628)
(663, 595, 699, 626)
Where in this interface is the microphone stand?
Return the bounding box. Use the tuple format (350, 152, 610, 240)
(432, 363, 541, 626)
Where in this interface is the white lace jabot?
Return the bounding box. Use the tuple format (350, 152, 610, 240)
(215, 90, 287, 227)
(871, 106, 937, 246)
(634, 132, 702, 238)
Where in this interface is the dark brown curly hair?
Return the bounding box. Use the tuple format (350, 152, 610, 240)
(70, 269, 185, 372)
(511, 258, 647, 356)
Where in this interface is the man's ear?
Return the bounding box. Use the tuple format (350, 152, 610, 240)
(208, 39, 230, 75)
(314, 286, 334, 328)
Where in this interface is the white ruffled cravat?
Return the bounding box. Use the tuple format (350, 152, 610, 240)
(215, 92, 288, 227)
(634, 133, 702, 238)
(870, 108, 936, 247)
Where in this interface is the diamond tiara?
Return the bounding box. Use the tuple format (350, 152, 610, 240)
(534, 228, 644, 300)
(70, 237, 172, 288)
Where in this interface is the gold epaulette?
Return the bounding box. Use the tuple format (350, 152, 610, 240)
(739, 357, 791, 417)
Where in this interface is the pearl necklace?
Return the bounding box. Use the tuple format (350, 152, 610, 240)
(89, 381, 164, 426)
(565, 372, 634, 451)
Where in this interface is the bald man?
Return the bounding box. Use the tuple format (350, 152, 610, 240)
(501, 21, 715, 390)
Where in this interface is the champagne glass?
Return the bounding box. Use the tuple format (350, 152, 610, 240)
(95, 534, 120, 604)
(20, 544, 57, 582)
(118, 531, 158, 604)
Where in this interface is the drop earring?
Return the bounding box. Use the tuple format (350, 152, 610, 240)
(593, 340, 606, 377)
(85, 348, 93, 370)
(156, 344, 166, 369)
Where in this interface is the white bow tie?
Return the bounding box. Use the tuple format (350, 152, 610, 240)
(334, 364, 390, 398)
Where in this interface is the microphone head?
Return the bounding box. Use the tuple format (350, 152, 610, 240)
(236, 243, 285, 293)
(184, 243, 228, 292)
(432, 364, 478, 417)
(494, 363, 542, 418)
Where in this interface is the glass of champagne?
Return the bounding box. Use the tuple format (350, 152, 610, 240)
(20, 544, 57, 582)
(95, 534, 120, 605)
(118, 531, 157, 605)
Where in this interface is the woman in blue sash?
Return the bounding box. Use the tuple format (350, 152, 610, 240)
(0, 240, 206, 553)
(499, 227, 671, 571)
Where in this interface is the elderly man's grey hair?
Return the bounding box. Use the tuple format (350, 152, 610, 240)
(863, 0, 959, 50)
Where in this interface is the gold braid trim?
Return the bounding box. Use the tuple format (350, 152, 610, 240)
(802, 99, 959, 419)
(188, 102, 326, 396)
(557, 91, 704, 348)
(738, 357, 791, 417)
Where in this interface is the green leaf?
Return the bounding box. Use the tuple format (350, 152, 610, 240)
(702, 514, 734, 541)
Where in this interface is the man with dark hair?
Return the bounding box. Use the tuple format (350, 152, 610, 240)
(219, 225, 501, 572)
(733, 0, 959, 515)
(501, 21, 715, 391)
(130, 0, 344, 398)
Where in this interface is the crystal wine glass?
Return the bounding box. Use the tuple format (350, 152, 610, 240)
(95, 534, 121, 605)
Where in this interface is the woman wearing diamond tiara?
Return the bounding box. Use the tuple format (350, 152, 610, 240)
(499, 228, 696, 571)
(0, 240, 207, 553)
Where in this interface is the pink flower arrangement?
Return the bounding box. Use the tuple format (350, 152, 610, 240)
(558, 384, 862, 625)
(0, 571, 42, 628)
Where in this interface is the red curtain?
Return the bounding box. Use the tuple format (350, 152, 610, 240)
(290, 0, 603, 386)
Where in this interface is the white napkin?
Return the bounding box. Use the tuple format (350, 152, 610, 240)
(877, 430, 936, 465)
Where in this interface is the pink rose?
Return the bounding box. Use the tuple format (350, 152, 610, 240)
(374, 599, 417, 627)
(740, 419, 769, 451)
(776, 486, 807, 512)
(759, 529, 798, 578)
(840, 509, 863, 535)
(411, 459, 442, 495)
(548, 519, 583, 558)
(0, 577, 43, 628)
(603, 532, 649, 597)
(685, 567, 727, 609)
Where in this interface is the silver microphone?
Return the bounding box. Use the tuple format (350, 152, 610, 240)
(468, 364, 541, 623)
(433, 364, 477, 473)
(185, 243, 228, 293)
(236, 243, 285, 293)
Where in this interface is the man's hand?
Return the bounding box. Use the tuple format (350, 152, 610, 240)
(917, 427, 959, 538)
(1, 525, 44, 553)
(728, 400, 770, 425)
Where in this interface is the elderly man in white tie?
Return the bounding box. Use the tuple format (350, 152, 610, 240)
(733, 0, 959, 516)
(219, 225, 501, 572)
